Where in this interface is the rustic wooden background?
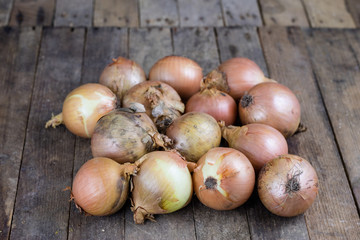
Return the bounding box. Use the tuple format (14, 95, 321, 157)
(1, 0, 360, 240)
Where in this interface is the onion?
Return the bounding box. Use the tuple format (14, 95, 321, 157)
(193, 147, 255, 210)
(45, 83, 117, 138)
(91, 107, 170, 164)
(99, 57, 146, 101)
(166, 112, 221, 162)
(122, 81, 185, 133)
(71, 157, 138, 216)
(239, 82, 301, 138)
(148, 56, 203, 100)
(258, 154, 319, 217)
(204, 58, 272, 100)
(186, 87, 237, 126)
(131, 151, 193, 224)
(220, 122, 288, 171)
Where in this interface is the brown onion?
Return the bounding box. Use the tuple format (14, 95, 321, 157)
(131, 151, 193, 224)
(186, 87, 237, 126)
(258, 154, 319, 217)
(220, 122, 288, 172)
(99, 57, 146, 101)
(239, 82, 301, 138)
(204, 58, 272, 100)
(91, 107, 168, 164)
(148, 56, 203, 100)
(166, 112, 221, 162)
(71, 157, 138, 216)
(45, 83, 117, 138)
(122, 81, 185, 133)
(193, 147, 255, 210)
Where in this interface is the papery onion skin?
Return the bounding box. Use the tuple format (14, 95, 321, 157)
(131, 151, 193, 224)
(239, 82, 301, 138)
(221, 123, 288, 172)
(71, 157, 137, 216)
(148, 56, 203, 100)
(166, 112, 221, 162)
(45, 83, 117, 138)
(122, 81, 185, 133)
(217, 58, 270, 100)
(186, 88, 237, 126)
(193, 147, 255, 210)
(91, 109, 159, 164)
(258, 154, 319, 217)
(99, 57, 146, 101)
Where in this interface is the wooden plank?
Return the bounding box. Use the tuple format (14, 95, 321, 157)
(259, 0, 309, 27)
(304, 28, 360, 212)
(173, 27, 219, 74)
(302, 0, 356, 28)
(172, 27, 250, 240)
(10, 28, 85, 240)
(221, 0, 262, 26)
(129, 28, 172, 76)
(54, 0, 93, 27)
(139, 0, 179, 27)
(217, 26, 309, 240)
(0, 26, 41, 240)
(68, 28, 128, 240)
(0, 0, 13, 26)
(9, 0, 55, 26)
(346, 0, 360, 27)
(93, 0, 139, 27)
(178, 0, 223, 27)
(260, 26, 360, 239)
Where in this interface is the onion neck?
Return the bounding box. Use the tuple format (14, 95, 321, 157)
(132, 206, 155, 224)
(45, 112, 63, 128)
(220, 124, 248, 146)
(201, 69, 230, 93)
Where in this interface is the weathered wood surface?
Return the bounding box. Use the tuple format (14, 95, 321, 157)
(302, 0, 356, 28)
(93, 0, 139, 27)
(0, 26, 41, 240)
(259, 0, 309, 27)
(139, 0, 179, 27)
(347, 0, 360, 27)
(0, 0, 13, 26)
(54, 0, 93, 27)
(221, 0, 262, 26)
(9, 0, 55, 26)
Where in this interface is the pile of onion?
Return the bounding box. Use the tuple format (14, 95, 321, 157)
(99, 57, 146, 101)
(131, 151, 193, 224)
(149, 56, 203, 100)
(45, 83, 117, 138)
(193, 147, 255, 210)
(166, 112, 221, 162)
(239, 82, 301, 138)
(91, 106, 170, 164)
(258, 154, 319, 217)
(122, 81, 185, 133)
(220, 122, 288, 172)
(71, 157, 138, 216)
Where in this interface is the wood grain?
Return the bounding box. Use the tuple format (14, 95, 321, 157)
(259, 0, 309, 26)
(221, 0, 262, 26)
(10, 28, 85, 240)
(139, 0, 179, 27)
(217, 26, 309, 240)
(0, 26, 41, 240)
(9, 0, 55, 26)
(302, 0, 356, 28)
(178, 0, 223, 27)
(54, 0, 93, 27)
(0, 0, 13, 26)
(129, 27, 172, 75)
(172, 27, 219, 74)
(305, 28, 360, 212)
(260, 26, 360, 239)
(346, 0, 360, 27)
(94, 0, 139, 27)
(68, 28, 128, 240)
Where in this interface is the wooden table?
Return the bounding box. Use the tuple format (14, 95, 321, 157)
(1, 1, 360, 239)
